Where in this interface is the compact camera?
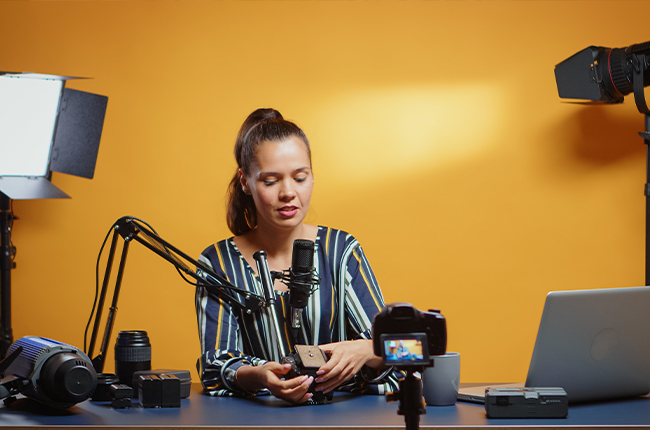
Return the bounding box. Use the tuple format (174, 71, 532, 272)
(372, 303, 447, 369)
(280, 345, 333, 404)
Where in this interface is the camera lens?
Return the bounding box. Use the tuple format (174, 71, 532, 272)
(114, 330, 151, 385)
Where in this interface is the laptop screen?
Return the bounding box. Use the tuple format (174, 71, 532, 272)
(525, 286, 650, 403)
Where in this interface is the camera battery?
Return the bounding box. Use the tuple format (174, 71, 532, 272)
(138, 374, 181, 408)
(132, 369, 192, 399)
(485, 387, 568, 418)
(160, 374, 181, 408)
(138, 375, 162, 408)
(110, 383, 133, 409)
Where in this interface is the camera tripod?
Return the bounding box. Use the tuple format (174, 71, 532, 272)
(387, 369, 426, 430)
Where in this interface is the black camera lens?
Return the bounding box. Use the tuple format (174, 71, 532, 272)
(115, 330, 151, 385)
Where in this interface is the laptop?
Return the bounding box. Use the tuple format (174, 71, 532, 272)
(458, 286, 650, 404)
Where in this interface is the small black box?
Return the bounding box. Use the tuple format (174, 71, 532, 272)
(110, 383, 133, 409)
(138, 375, 162, 408)
(132, 369, 191, 399)
(160, 374, 181, 408)
(485, 387, 568, 418)
(137, 374, 182, 408)
(111, 397, 132, 409)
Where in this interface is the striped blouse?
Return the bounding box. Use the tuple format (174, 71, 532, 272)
(195, 225, 399, 397)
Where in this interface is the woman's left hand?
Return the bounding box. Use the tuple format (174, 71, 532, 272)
(314, 339, 382, 394)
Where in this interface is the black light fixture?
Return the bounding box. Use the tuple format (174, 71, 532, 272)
(555, 42, 650, 108)
(0, 72, 108, 357)
(554, 41, 650, 285)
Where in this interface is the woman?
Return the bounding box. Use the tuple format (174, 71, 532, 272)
(195, 108, 397, 404)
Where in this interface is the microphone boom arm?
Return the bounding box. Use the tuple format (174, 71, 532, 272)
(86, 216, 266, 372)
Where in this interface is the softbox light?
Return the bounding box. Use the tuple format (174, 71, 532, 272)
(0, 72, 108, 199)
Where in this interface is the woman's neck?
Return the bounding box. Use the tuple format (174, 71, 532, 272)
(234, 223, 319, 291)
(246, 222, 314, 259)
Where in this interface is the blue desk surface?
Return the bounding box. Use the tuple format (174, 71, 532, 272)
(1, 384, 649, 429)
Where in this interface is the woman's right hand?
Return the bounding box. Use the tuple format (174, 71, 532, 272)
(235, 362, 314, 404)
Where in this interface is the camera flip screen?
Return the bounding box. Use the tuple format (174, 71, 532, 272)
(380, 333, 429, 366)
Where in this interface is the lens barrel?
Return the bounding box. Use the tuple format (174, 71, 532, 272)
(114, 330, 151, 385)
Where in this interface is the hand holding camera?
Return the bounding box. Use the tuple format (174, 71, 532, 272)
(234, 361, 315, 405)
(280, 345, 332, 403)
(314, 340, 381, 394)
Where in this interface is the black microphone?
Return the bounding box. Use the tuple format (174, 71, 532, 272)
(288, 239, 318, 329)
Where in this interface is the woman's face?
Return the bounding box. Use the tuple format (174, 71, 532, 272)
(241, 136, 314, 232)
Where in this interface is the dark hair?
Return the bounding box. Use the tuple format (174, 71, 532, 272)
(226, 108, 311, 235)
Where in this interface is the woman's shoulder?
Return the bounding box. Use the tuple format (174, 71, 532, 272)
(200, 236, 237, 259)
(199, 236, 247, 278)
(316, 225, 361, 251)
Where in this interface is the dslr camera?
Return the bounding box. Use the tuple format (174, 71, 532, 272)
(281, 345, 333, 404)
(372, 303, 446, 369)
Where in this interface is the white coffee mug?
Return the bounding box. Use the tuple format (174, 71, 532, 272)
(422, 352, 460, 406)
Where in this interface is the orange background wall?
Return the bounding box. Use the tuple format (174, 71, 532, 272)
(1, 0, 649, 383)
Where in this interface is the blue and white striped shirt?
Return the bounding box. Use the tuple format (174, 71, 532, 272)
(195, 226, 399, 396)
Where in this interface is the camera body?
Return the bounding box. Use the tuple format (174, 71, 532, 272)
(280, 345, 333, 404)
(372, 303, 446, 369)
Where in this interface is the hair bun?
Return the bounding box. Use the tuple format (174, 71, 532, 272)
(259, 108, 283, 121)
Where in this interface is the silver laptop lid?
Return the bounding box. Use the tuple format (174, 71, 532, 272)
(525, 286, 650, 403)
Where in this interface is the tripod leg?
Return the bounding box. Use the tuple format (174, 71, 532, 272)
(397, 370, 426, 430)
(0, 194, 14, 358)
(633, 66, 650, 284)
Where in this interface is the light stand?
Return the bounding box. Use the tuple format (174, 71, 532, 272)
(626, 53, 650, 285)
(0, 194, 14, 357)
(635, 112, 650, 284)
(86, 217, 272, 372)
(555, 42, 650, 285)
(0, 73, 108, 358)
